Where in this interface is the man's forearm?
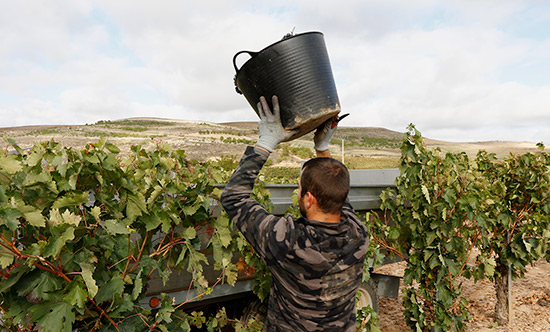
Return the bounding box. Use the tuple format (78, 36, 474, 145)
(315, 149, 331, 158)
(220, 146, 270, 220)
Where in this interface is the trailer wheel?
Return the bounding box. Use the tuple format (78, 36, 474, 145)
(356, 278, 379, 323)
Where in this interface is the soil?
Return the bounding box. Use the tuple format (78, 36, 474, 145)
(374, 259, 550, 331)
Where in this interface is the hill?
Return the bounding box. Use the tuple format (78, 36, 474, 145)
(0, 118, 541, 169)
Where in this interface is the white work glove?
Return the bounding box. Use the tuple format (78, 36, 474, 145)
(313, 113, 349, 151)
(256, 96, 295, 152)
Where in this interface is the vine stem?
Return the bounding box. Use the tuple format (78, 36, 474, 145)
(0, 234, 23, 258)
(127, 232, 149, 275)
(370, 233, 407, 261)
(173, 269, 225, 311)
(121, 234, 132, 279)
(89, 298, 121, 332)
(0, 305, 24, 332)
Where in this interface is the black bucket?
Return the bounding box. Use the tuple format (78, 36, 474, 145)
(233, 31, 341, 141)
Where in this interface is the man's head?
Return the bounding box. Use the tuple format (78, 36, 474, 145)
(299, 157, 350, 217)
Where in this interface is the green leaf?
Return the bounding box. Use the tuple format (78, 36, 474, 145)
(0, 250, 14, 268)
(175, 244, 189, 266)
(43, 226, 74, 258)
(105, 141, 121, 153)
(78, 262, 98, 298)
(127, 193, 147, 222)
(0, 207, 22, 231)
(182, 226, 197, 240)
(65, 278, 88, 309)
(102, 219, 130, 235)
(23, 210, 46, 227)
(95, 275, 124, 304)
(183, 202, 200, 216)
(84, 153, 100, 164)
(52, 192, 89, 209)
(0, 154, 23, 174)
(426, 231, 437, 246)
(34, 301, 75, 332)
(132, 268, 144, 301)
(51, 153, 69, 177)
(12, 200, 47, 227)
(17, 271, 63, 300)
(217, 227, 232, 247)
(90, 206, 101, 222)
(3, 136, 24, 155)
(147, 185, 163, 207)
(484, 258, 496, 277)
(22, 171, 52, 187)
(144, 213, 162, 231)
(444, 258, 460, 276)
(0, 268, 25, 292)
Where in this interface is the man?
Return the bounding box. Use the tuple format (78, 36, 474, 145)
(221, 95, 368, 331)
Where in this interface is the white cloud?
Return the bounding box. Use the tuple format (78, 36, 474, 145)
(1, 0, 550, 144)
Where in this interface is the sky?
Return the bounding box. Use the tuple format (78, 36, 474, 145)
(1, 0, 550, 144)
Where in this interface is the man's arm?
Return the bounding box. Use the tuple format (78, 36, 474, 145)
(221, 96, 295, 262)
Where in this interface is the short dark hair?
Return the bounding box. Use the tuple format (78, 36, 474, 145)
(300, 158, 350, 214)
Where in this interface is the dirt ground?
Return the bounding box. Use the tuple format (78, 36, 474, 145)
(374, 259, 550, 332)
(0, 118, 541, 165)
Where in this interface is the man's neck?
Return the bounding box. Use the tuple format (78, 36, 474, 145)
(307, 211, 341, 223)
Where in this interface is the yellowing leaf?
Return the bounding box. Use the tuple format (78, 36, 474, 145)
(421, 185, 431, 204)
(0, 155, 23, 174)
(0, 251, 14, 269)
(24, 210, 45, 228)
(90, 206, 101, 222)
(61, 210, 80, 226)
(182, 226, 196, 240)
(79, 262, 98, 298)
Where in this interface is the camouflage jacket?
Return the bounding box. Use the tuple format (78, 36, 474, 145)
(221, 146, 369, 332)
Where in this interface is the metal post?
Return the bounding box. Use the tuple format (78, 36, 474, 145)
(341, 139, 344, 164)
(507, 231, 513, 324)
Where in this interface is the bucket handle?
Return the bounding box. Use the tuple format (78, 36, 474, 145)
(233, 50, 258, 95)
(232, 50, 258, 73)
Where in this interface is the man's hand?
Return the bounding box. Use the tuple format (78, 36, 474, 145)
(313, 113, 349, 152)
(314, 117, 337, 152)
(256, 96, 294, 152)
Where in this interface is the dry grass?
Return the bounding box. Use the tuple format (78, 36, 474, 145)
(0, 119, 542, 167)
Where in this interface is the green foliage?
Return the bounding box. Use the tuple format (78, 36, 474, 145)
(260, 167, 300, 184)
(219, 136, 255, 145)
(356, 304, 380, 332)
(212, 154, 239, 175)
(369, 124, 476, 331)
(94, 119, 177, 127)
(24, 128, 62, 136)
(279, 143, 315, 160)
(474, 150, 550, 280)
(368, 124, 550, 331)
(358, 136, 401, 149)
(0, 137, 263, 331)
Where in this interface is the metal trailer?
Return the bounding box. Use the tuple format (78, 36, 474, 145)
(141, 168, 402, 318)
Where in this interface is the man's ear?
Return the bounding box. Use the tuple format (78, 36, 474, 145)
(304, 192, 317, 209)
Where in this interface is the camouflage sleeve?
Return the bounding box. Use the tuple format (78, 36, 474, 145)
(220, 146, 293, 263)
